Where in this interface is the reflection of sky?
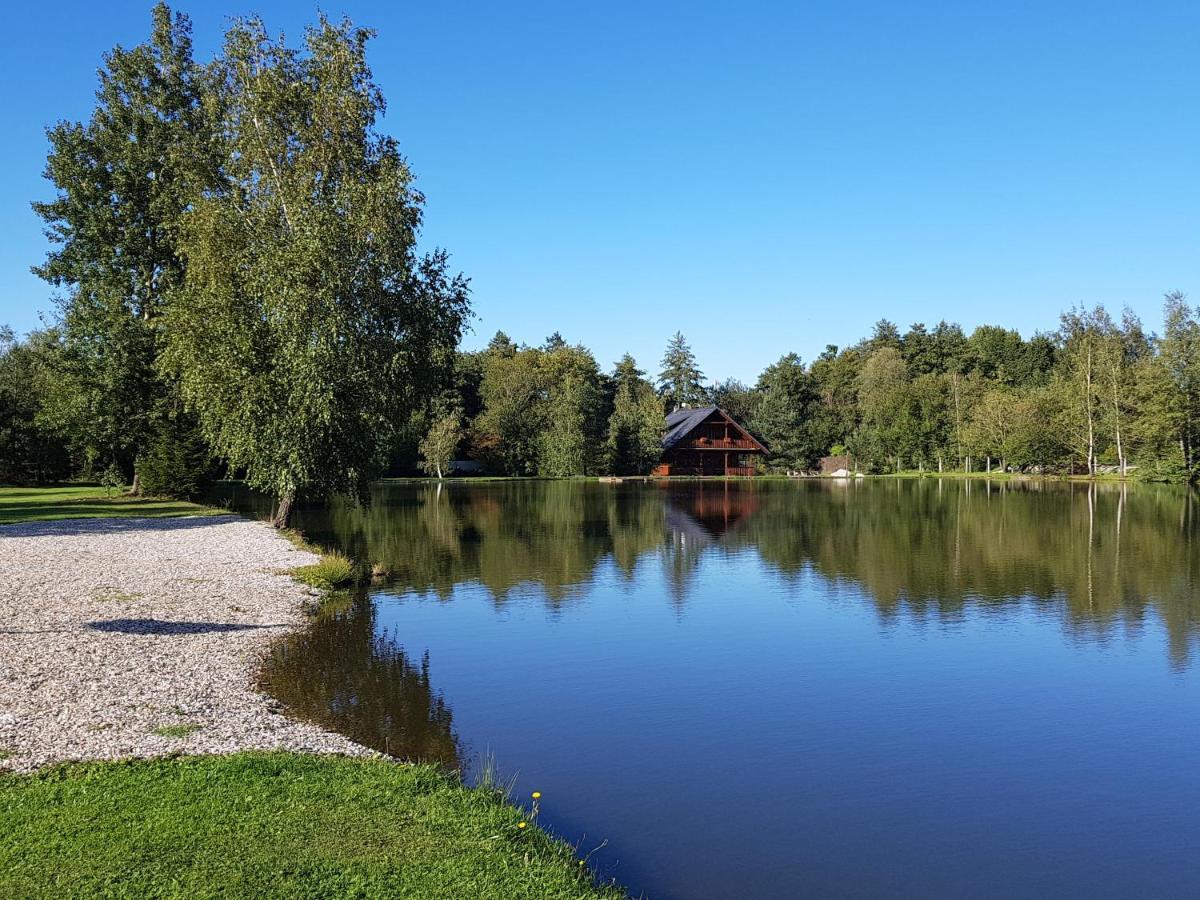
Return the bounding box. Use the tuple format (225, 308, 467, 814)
(367, 547, 1200, 899)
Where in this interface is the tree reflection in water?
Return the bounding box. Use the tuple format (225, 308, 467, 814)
(237, 477, 1200, 764)
(260, 593, 461, 767)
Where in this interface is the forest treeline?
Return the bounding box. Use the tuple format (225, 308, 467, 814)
(2, 5, 1198, 522)
(408, 294, 1200, 482)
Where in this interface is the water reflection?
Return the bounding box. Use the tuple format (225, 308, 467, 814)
(230, 478, 1200, 899)
(260, 593, 460, 767)
(222, 478, 1200, 669)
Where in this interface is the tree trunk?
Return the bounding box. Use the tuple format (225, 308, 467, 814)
(1111, 369, 1126, 476)
(436, 461, 443, 480)
(986, 456, 991, 474)
(130, 471, 141, 496)
(271, 490, 295, 529)
(1084, 344, 1096, 476)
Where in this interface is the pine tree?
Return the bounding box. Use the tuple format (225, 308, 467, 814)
(657, 332, 707, 410)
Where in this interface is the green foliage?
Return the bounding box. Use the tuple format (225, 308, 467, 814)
(134, 414, 217, 500)
(0, 327, 71, 484)
(657, 331, 708, 410)
(418, 406, 463, 479)
(292, 552, 357, 590)
(0, 753, 623, 899)
(539, 373, 593, 476)
(854, 347, 916, 471)
(98, 465, 123, 498)
(751, 354, 820, 472)
(606, 355, 663, 475)
(473, 337, 608, 476)
(32, 4, 219, 475)
(160, 16, 469, 524)
(710, 377, 760, 429)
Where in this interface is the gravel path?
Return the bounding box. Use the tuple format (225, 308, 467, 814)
(0, 515, 372, 773)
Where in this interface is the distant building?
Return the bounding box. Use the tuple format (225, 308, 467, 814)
(652, 406, 767, 476)
(818, 454, 853, 476)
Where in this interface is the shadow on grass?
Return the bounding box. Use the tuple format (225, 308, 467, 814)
(0, 514, 239, 537)
(87, 618, 280, 635)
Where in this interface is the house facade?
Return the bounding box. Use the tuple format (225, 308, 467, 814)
(652, 406, 767, 476)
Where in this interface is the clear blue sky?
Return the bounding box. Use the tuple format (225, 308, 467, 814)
(2, 1, 1196, 383)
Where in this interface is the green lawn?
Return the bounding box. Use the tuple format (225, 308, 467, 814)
(0, 485, 227, 525)
(0, 753, 623, 899)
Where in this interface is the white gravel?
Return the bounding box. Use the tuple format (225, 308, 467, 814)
(0, 515, 372, 773)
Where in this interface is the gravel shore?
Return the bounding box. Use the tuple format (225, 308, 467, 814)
(0, 515, 371, 773)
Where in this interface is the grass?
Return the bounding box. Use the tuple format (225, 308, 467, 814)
(292, 552, 357, 590)
(0, 485, 227, 525)
(151, 723, 201, 739)
(0, 752, 623, 899)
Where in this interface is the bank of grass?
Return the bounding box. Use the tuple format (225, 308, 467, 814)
(0, 485, 227, 525)
(291, 552, 356, 590)
(0, 752, 622, 899)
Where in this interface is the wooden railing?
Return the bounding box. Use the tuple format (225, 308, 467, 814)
(684, 438, 758, 450)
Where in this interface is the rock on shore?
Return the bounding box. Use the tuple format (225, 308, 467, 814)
(0, 515, 370, 773)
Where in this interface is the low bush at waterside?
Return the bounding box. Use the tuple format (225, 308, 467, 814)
(292, 552, 357, 590)
(0, 752, 623, 899)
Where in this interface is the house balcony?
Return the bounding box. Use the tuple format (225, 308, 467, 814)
(682, 438, 760, 450)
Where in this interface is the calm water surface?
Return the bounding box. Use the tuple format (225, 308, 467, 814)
(232, 479, 1200, 899)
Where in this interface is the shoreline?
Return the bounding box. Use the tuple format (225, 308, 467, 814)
(0, 514, 372, 773)
(0, 506, 625, 897)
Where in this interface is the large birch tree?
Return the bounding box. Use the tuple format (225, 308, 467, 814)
(161, 16, 469, 525)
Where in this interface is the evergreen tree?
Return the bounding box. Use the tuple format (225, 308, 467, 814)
(657, 332, 707, 410)
(751, 353, 819, 472)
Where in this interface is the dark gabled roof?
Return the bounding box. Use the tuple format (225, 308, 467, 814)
(662, 406, 719, 450)
(661, 405, 767, 453)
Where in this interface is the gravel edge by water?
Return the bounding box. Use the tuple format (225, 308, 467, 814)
(0, 515, 372, 772)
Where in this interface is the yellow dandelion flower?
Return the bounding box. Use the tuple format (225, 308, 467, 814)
(517, 822, 527, 829)
(531, 791, 541, 799)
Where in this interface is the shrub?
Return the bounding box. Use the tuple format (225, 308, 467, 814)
(292, 553, 356, 590)
(135, 418, 218, 500)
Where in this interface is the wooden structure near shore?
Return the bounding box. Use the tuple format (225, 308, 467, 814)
(652, 406, 767, 477)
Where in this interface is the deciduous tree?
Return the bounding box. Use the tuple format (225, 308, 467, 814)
(161, 16, 469, 525)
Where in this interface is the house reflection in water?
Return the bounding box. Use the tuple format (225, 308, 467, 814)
(660, 482, 761, 604)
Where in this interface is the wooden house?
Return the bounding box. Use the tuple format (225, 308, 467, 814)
(652, 406, 767, 476)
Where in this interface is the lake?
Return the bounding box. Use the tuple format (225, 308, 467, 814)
(229, 479, 1200, 899)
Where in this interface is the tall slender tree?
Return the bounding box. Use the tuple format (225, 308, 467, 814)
(32, 3, 219, 486)
(657, 332, 707, 410)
